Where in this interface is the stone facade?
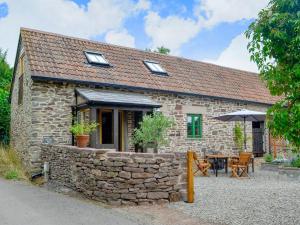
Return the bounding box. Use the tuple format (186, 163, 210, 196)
(41, 145, 187, 205)
(11, 77, 270, 172)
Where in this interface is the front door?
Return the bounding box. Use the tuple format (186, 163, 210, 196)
(252, 121, 264, 157)
(99, 109, 125, 151)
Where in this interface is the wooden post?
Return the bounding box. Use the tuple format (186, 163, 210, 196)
(90, 107, 97, 148)
(187, 150, 194, 203)
(113, 108, 119, 151)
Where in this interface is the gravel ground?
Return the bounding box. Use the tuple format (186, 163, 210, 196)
(170, 170, 300, 225)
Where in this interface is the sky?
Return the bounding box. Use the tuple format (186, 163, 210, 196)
(0, 0, 270, 72)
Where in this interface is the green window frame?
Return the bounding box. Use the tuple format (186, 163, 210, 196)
(187, 114, 202, 138)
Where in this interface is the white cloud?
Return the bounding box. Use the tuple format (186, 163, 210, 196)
(144, 11, 201, 54)
(205, 34, 258, 72)
(0, 0, 147, 65)
(135, 0, 151, 11)
(105, 29, 135, 48)
(194, 0, 269, 28)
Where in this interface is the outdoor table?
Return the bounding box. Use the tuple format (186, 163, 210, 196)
(206, 154, 229, 177)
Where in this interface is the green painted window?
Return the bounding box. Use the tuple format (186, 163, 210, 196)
(187, 114, 202, 138)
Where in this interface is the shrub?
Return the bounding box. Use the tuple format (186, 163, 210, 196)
(132, 112, 175, 152)
(5, 170, 19, 179)
(290, 157, 300, 168)
(233, 122, 244, 151)
(70, 122, 98, 136)
(0, 145, 28, 180)
(264, 153, 273, 163)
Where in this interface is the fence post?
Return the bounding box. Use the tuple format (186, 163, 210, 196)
(187, 150, 194, 203)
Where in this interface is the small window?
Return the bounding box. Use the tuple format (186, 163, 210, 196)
(187, 114, 202, 138)
(144, 61, 167, 74)
(18, 75, 24, 105)
(84, 51, 109, 65)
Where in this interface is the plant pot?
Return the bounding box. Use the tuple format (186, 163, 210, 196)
(76, 135, 90, 148)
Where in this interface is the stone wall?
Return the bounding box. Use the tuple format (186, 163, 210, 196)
(10, 43, 34, 171)
(12, 78, 270, 172)
(41, 144, 187, 206)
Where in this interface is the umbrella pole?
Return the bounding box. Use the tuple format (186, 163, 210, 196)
(244, 117, 247, 151)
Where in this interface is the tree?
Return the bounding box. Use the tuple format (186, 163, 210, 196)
(145, 46, 171, 55)
(246, 0, 300, 150)
(0, 49, 13, 144)
(132, 112, 174, 152)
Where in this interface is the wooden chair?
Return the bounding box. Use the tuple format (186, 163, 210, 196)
(230, 152, 252, 178)
(193, 152, 211, 176)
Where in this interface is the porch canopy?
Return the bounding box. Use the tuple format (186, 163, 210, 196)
(75, 88, 161, 109)
(74, 88, 161, 150)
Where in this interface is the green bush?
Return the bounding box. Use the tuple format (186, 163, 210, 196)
(70, 122, 98, 136)
(233, 122, 244, 151)
(132, 112, 174, 152)
(5, 170, 19, 180)
(290, 157, 300, 168)
(264, 153, 273, 163)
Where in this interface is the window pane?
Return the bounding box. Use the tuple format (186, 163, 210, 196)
(86, 52, 109, 65)
(187, 125, 193, 136)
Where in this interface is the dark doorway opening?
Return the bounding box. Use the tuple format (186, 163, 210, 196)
(252, 121, 264, 157)
(101, 111, 113, 144)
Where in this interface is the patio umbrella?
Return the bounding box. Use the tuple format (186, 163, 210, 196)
(214, 109, 266, 150)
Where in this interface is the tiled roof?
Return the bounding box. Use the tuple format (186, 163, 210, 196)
(20, 28, 279, 105)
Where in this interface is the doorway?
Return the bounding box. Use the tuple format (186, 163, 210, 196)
(99, 109, 125, 151)
(252, 121, 264, 157)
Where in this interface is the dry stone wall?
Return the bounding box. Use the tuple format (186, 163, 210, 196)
(41, 145, 187, 206)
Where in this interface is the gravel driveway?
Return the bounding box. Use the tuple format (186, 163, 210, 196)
(170, 171, 300, 225)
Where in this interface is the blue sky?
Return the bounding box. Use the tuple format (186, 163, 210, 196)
(0, 0, 268, 71)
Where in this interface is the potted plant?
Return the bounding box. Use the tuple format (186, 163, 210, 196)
(70, 122, 98, 148)
(132, 112, 175, 153)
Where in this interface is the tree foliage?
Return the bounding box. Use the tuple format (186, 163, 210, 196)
(145, 46, 171, 55)
(246, 0, 300, 149)
(132, 112, 174, 152)
(0, 49, 13, 144)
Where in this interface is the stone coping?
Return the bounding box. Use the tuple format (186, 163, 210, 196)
(42, 144, 187, 158)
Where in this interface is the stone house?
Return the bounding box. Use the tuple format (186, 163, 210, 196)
(10, 28, 278, 172)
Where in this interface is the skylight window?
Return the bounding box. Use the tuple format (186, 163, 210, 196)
(85, 51, 109, 65)
(144, 61, 167, 74)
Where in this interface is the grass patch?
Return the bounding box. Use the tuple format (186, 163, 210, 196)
(0, 145, 28, 180)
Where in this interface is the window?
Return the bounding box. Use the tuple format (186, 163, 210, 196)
(84, 51, 109, 65)
(144, 61, 167, 74)
(18, 75, 23, 105)
(187, 114, 202, 138)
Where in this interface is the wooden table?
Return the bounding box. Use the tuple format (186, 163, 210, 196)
(206, 154, 230, 177)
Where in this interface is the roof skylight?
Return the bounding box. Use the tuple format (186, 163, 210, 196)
(144, 61, 167, 74)
(85, 51, 109, 65)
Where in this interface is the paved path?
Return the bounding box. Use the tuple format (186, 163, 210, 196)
(0, 178, 149, 225)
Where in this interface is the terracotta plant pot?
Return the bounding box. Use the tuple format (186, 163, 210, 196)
(76, 135, 90, 148)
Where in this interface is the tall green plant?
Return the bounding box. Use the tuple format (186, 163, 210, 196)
(132, 112, 174, 152)
(246, 0, 300, 151)
(0, 49, 13, 144)
(233, 122, 244, 151)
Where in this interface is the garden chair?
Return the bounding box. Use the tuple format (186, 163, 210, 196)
(230, 152, 252, 178)
(193, 152, 211, 176)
